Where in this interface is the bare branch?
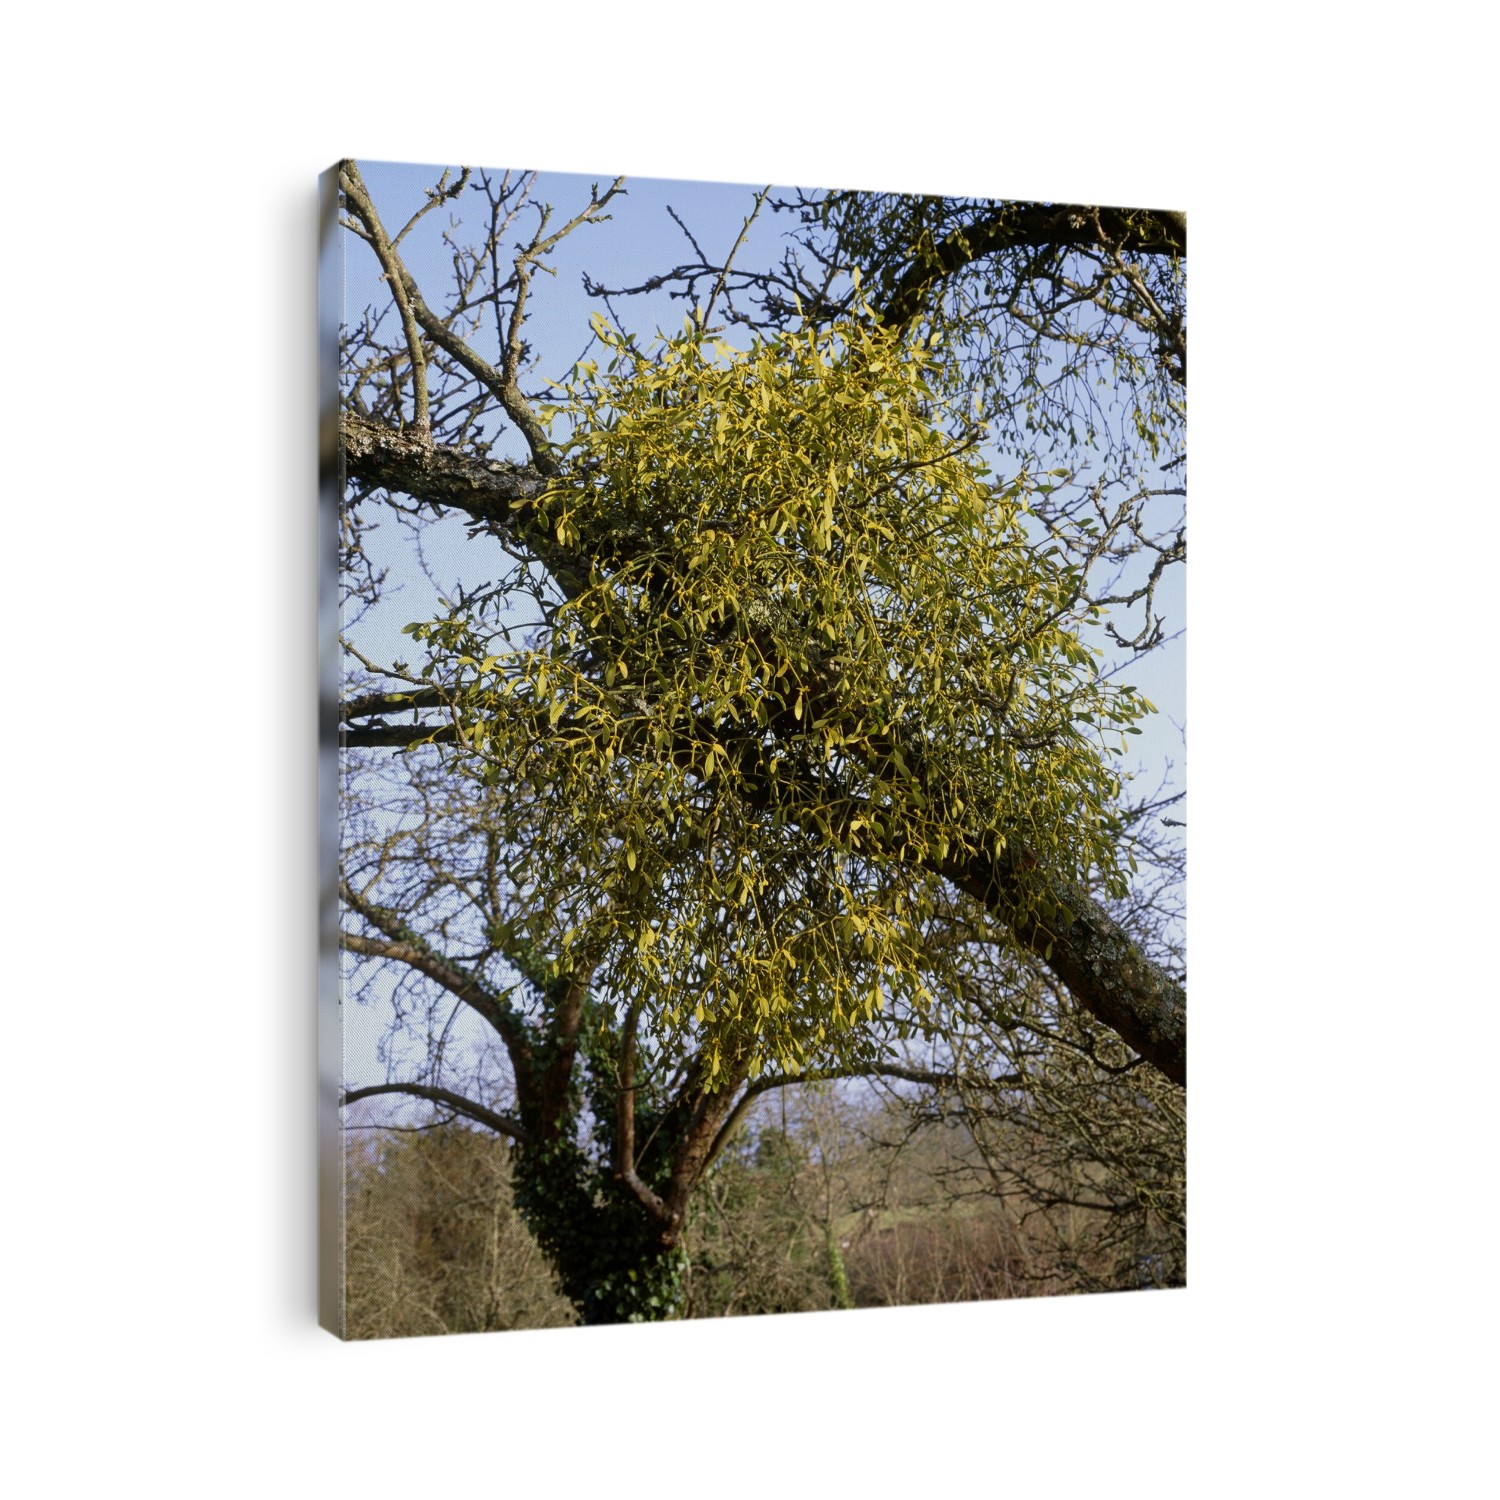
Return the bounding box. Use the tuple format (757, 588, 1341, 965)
(339, 160, 624, 476)
(339, 888, 532, 1065)
(341, 1082, 528, 1143)
(497, 177, 627, 473)
(339, 162, 435, 438)
(856, 200, 1185, 339)
(390, 165, 471, 250)
(702, 186, 770, 328)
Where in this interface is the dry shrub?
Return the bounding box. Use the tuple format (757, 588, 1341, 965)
(343, 1125, 576, 1338)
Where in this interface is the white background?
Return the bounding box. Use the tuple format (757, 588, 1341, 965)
(3, 3, 1492, 1494)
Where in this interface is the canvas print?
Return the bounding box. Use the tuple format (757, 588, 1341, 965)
(319, 160, 1186, 1336)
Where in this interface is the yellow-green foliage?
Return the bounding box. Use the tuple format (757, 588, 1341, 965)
(408, 314, 1151, 1082)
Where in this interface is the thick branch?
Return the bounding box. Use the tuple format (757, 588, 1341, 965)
(343, 410, 546, 520)
(536, 967, 595, 1145)
(658, 1062, 749, 1231)
(341, 688, 458, 748)
(341, 725, 459, 748)
(341, 1083, 528, 1143)
(951, 844, 1186, 1086)
(874, 202, 1186, 332)
(614, 999, 670, 1223)
(341, 412, 590, 598)
(342, 688, 449, 719)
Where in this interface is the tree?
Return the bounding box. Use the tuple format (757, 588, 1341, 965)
(328, 159, 1186, 1325)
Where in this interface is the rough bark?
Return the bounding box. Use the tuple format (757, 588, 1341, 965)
(951, 844, 1185, 1085)
(343, 412, 547, 520)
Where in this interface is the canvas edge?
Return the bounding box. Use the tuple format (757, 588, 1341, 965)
(317, 163, 346, 1338)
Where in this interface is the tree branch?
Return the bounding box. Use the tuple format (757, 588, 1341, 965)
(343, 409, 546, 517)
(498, 178, 626, 474)
(341, 1083, 528, 1143)
(341, 160, 623, 477)
(339, 161, 435, 438)
(341, 687, 458, 748)
(341, 725, 459, 748)
(702, 185, 770, 328)
(338, 889, 533, 1069)
(536, 967, 595, 1145)
(873, 202, 1186, 334)
(342, 688, 450, 719)
(614, 997, 671, 1223)
(951, 842, 1186, 1085)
